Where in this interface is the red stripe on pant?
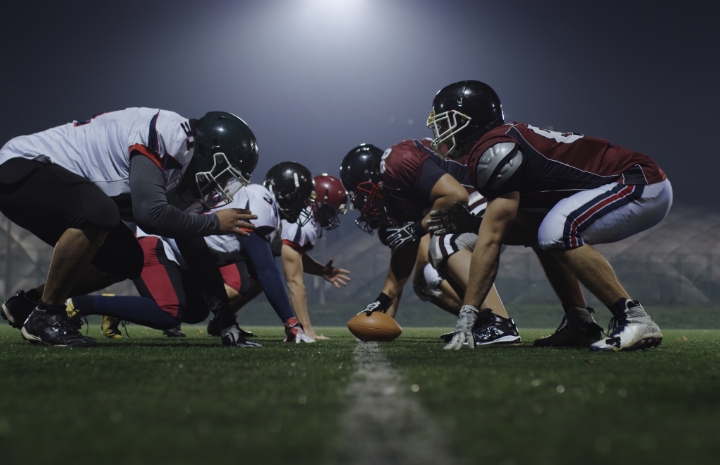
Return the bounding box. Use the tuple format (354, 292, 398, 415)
(219, 263, 242, 292)
(138, 236, 180, 318)
(569, 185, 635, 248)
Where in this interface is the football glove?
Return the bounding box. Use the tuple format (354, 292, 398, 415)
(444, 305, 480, 350)
(359, 292, 393, 316)
(385, 221, 424, 250)
(284, 318, 316, 343)
(427, 202, 482, 236)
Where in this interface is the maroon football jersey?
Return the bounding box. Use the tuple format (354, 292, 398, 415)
(381, 139, 473, 224)
(466, 123, 666, 207)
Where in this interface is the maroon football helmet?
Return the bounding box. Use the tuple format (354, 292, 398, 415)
(313, 174, 348, 230)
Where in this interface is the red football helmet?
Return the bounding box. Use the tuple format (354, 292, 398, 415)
(313, 174, 348, 230)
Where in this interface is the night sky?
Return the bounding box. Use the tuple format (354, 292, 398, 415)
(1, 0, 718, 207)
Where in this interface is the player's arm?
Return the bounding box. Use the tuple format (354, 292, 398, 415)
(463, 191, 519, 308)
(129, 154, 255, 238)
(280, 244, 316, 338)
(300, 254, 350, 289)
(423, 174, 469, 229)
(444, 191, 519, 350)
(361, 239, 419, 318)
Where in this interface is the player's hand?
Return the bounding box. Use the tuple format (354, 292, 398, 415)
(444, 305, 479, 350)
(306, 332, 330, 341)
(284, 320, 316, 344)
(215, 208, 258, 236)
(385, 221, 423, 250)
(428, 202, 482, 236)
(322, 258, 351, 289)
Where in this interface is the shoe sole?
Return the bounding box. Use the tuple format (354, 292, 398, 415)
(589, 335, 663, 352)
(475, 335, 522, 346)
(533, 336, 603, 348)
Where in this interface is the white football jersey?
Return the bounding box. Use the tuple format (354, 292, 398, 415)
(0, 108, 194, 197)
(279, 206, 317, 253)
(204, 184, 280, 265)
(137, 184, 281, 267)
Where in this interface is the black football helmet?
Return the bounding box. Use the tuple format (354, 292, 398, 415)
(427, 80, 504, 159)
(339, 144, 385, 234)
(187, 111, 259, 207)
(263, 161, 315, 225)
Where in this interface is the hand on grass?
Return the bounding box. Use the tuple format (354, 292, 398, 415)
(444, 305, 479, 350)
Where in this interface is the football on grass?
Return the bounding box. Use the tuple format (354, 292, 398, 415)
(347, 311, 402, 342)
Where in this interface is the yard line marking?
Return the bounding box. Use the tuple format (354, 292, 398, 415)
(329, 342, 456, 465)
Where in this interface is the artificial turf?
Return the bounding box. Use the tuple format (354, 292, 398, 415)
(1, 325, 719, 465)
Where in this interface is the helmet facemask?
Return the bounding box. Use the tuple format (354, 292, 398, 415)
(314, 201, 346, 230)
(427, 109, 472, 160)
(195, 152, 249, 208)
(350, 181, 385, 234)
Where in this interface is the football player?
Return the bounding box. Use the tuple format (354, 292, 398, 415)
(340, 143, 520, 345)
(0, 109, 258, 347)
(68, 163, 349, 345)
(208, 163, 350, 340)
(428, 80, 671, 351)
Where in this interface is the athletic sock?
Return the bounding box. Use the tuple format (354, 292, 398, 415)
(36, 299, 67, 315)
(71, 295, 181, 330)
(607, 298, 630, 318)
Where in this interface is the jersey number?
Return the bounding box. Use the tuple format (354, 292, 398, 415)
(527, 125, 583, 144)
(380, 148, 392, 174)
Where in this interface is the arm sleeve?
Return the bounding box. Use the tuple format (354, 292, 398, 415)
(416, 159, 447, 199)
(174, 236, 233, 325)
(241, 232, 296, 323)
(129, 154, 220, 238)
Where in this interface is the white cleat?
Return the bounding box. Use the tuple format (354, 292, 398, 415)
(590, 301, 662, 352)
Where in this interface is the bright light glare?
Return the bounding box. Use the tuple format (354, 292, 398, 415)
(302, 0, 366, 18)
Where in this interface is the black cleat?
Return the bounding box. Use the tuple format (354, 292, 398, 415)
(163, 325, 186, 338)
(534, 306, 604, 348)
(439, 331, 455, 343)
(2, 290, 38, 329)
(221, 324, 262, 348)
(207, 318, 253, 338)
(472, 309, 522, 345)
(21, 308, 97, 347)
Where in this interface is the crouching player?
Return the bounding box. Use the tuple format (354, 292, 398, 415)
(428, 80, 671, 351)
(0, 109, 258, 346)
(339, 142, 520, 345)
(205, 164, 351, 340)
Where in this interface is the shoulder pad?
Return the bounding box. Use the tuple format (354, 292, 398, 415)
(474, 142, 523, 190)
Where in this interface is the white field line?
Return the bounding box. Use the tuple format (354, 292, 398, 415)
(329, 342, 456, 465)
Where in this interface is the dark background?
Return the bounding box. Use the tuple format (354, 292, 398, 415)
(1, 0, 718, 208)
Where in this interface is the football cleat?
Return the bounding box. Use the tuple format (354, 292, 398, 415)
(163, 325, 186, 338)
(101, 316, 123, 339)
(534, 306, 604, 347)
(590, 300, 662, 352)
(2, 290, 37, 329)
(21, 308, 97, 347)
(206, 318, 253, 338)
(439, 331, 455, 343)
(64, 298, 88, 333)
(221, 324, 262, 348)
(472, 309, 521, 345)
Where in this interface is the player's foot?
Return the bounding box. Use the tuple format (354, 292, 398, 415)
(590, 300, 663, 352)
(101, 315, 123, 339)
(221, 324, 262, 348)
(163, 326, 186, 338)
(64, 298, 88, 332)
(472, 309, 521, 345)
(534, 306, 604, 347)
(21, 308, 97, 347)
(207, 318, 253, 338)
(2, 290, 37, 329)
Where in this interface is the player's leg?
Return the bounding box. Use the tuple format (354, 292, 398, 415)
(538, 180, 672, 351)
(412, 234, 462, 315)
(206, 262, 261, 337)
(0, 161, 129, 346)
(429, 232, 520, 345)
(532, 248, 604, 347)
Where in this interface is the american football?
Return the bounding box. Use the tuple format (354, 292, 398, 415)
(347, 311, 402, 342)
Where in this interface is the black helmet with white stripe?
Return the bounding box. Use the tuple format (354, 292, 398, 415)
(263, 161, 315, 225)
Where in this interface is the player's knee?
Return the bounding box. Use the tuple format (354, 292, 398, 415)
(80, 194, 121, 230)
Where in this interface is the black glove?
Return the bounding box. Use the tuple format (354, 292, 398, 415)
(385, 221, 423, 250)
(427, 202, 482, 235)
(359, 292, 394, 316)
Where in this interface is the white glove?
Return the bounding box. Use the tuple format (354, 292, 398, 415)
(443, 305, 479, 350)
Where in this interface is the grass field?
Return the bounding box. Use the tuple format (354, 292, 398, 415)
(1, 324, 719, 465)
